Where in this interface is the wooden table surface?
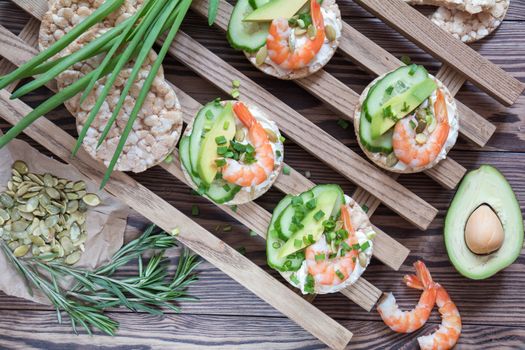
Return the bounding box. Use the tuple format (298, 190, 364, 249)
(0, 0, 524, 349)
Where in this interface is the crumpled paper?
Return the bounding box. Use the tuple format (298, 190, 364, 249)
(0, 137, 129, 304)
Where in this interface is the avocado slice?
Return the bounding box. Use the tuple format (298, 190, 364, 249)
(370, 78, 437, 139)
(197, 103, 236, 185)
(243, 0, 308, 22)
(277, 187, 340, 258)
(445, 165, 524, 280)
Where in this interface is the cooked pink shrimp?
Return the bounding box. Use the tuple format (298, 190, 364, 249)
(392, 89, 450, 168)
(266, 0, 326, 70)
(377, 261, 437, 333)
(221, 102, 275, 187)
(405, 274, 462, 350)
(305, 205, 358, 286)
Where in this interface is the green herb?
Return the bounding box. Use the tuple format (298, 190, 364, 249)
(383, 105, 395, 120)
(322, 219, 335, 230)
(361, 204, 369, 213)
(335, 270, 345, 280)
(401, 55, 412, 65)
(294, 239, 302, 248)
(351, 243, 360, 250)
(206, 109, 215, 120)
(401, 101, 410, 113)
(408, 64, 418, 76)
(214, 98, 222, 106)
(304, 274, 315, 294)
(329, 253, 337, 259)
(222, 184, 231, 192)
(283, 166, 291, 175)
(0, 225, 199, 336)
(315, 253, 325, 262)
(215, 158, 226, 167)
(313, 210, 325, 222)
(215, 135, 227, 145)
(360, 241, 371, 251)
(385, 85, 394, 95)
(276, 150, 282, 158)
(290, 273, 300, 285)
(191, 205, 200, 216)
(295, 251, 305, 260)
(223, 121, 230, 130)
(279, 135, 286, 143)
(292, 196, 304, 206)
(217, 146, 228, 155)
(409, 120, 417, 129)
(305, 198, 317, 210)
(337, 119, 350, 129)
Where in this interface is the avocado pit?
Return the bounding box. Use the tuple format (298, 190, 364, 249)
(465, 204, 504, 255)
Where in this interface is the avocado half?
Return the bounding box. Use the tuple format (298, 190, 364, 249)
(445, 165, 524, 280)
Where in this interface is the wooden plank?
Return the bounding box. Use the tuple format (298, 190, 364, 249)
(0, 25, 383, 310)
(0, 90, 354, 350)
(352, 0, 524, 106)
(189, 0, 466, 189)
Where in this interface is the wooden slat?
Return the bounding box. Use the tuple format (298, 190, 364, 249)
(0, 89, 354, 350)
(0, 24, 385, 309)
(189, 0, 466, 190)
(352, 0, 524, 106)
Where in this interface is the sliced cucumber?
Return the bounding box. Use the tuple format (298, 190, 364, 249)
(363, 64, 429, 122)
(189, 102, 224, 176)
(227, 0, 270, 53)
(276, 191, 314, 240)
(359, 113, 394, 153)
(180, 136, 242, 204)
(249, 0, 269, 8)
(267, 195, 304, 271)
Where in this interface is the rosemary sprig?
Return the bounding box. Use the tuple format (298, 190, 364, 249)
(1, 225, 200, 335)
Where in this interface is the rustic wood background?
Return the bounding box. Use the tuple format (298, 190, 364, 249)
(0, 0, 524, 348)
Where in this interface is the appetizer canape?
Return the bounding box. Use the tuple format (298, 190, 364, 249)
(404, 0, 509, 43)
(354, 64, 459, 173)
(227, 0, 342, 80)
(40, 0, 183, 173)
(267, 184, 375, 294)
(180, 99, 284, 205)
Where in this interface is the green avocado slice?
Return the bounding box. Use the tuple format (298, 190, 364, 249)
(444, 165, 524, 280)
(243, 0, 308, 22)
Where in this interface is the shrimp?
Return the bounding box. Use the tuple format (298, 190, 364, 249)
(377, 261, 437, 333)
(404, 274, 462, 350)
(266, 0, 326, 70)
(221, 102, 275, 187)
(305, 205, 358, 286)
(392, 88, 450, 168)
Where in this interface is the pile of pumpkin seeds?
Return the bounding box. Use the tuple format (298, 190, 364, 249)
(0, 161, 101, 264)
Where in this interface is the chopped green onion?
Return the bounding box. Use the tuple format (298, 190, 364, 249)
(292, 196, 304, 206)
(410, 120, 417, 129)
(249, 230, 258, 237)
(236, 246, 246, 255)
(230, 205, 237, 212)
(215, 135, 227, 145)
(294, 239, 302, 248)
(222, 184, 231, 192)
(290, 273, 300, 285)
(206, 110, 215, 120)
(215, 159, 227, 167)
(304, 274, 315, 294)
(306, 198, 317, 210)
(335, 270, 345, 280)
(337, 119, 350, 129)
(232, 79, 241, 88)
(360, 241, 371, 251)
(401, 101, 410, 113)
(401, 55, 412, 65)
(191, 205, 200, 217)
(231, 89, 240, 99)
(279, 135, 286, 143)
(272, 241, 281, 249)
(214, 98, 222, 106)
(385, 85, 394, 95)
(283, 166, 291, 175)
(313, 210, 325, 222)
(351, 243, 360, 250)
(163, 154, 174, 164)
(217, 146, 228, 155)
(223, 121, 230, 130)
(408, 64, 418, 76)
(276, 150, 282, 158)
(361, 204, 369, 213)
(314, 253, 325, 262)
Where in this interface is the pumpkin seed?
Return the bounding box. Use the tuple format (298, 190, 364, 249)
(66, 200, 79, 214)
(358, 252, 368, 268)
(415, 133, 428, 145)
(13, 245, 30, 257)
(30, 235, 46, 247)
(61, 236, 74, 253)
(307, 24, 317, 39)
(66, 192, 79, 200)
(385, 152, 399, 168)
(73, 181, 86, 191)
(16, 185, 29, 197)
(45, 187, 60, 200)
(0, 209, 10, 221)
(65, 251, 81, 265)
(45, 205, 61, 215)
(8, 241, 20, 251)
(325, 24, 337, 42)
(0, 194, 14, 208)
(43, 173, 54, 187)
(82, 194, 101, 207)
(264, 129, 278, 143)
(44, 215, 59, 228)
(12, 161, 29, 175)
(28, 173, 44, 186)
(255, 46, 268, 66)
(19, 211, 34, 221)
(69, 223, 81, 241)
(12, 220, 29, 232)
(65, 181, 74, 189)
(294, 27, 307, 36)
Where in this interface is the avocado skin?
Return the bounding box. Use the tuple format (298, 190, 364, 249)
(444, 165, 524, 280)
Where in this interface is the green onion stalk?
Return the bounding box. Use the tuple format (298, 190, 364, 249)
(0, 0, 220, 188)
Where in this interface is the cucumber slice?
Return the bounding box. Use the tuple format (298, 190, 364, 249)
(249, 0, 269, 8)
(227, 0, 270, 53)
(363, 65, 429, 122)
(276, 191, 314, 240)
(180, 136, 242, 204)
(359, 112, 394, 153)
(267, 195, 304, 271)
(189, 102, 224, 176)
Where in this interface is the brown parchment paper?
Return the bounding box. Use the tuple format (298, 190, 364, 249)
(0, 137, 129, 304)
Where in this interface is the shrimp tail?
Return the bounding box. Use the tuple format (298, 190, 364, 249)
(404, 260, 433, 290)
(404, 274, 424, 290)
(233, 102, 255, 129)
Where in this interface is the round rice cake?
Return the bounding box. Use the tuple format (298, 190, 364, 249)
(354, 73, 459, 174)
(404, 0, 496, 15)
(245, 0, 342, 80)
(39, 0, 183, 173)
(181, 101, 284, 206)
(430, 0, 509, 43)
